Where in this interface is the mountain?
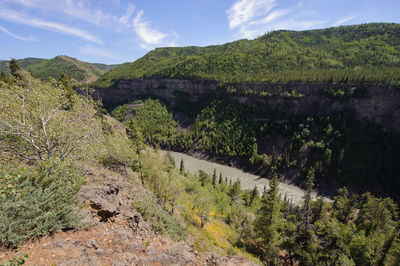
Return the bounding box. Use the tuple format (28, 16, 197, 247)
(0, 55, 118, 83)
(94, 23, 400, 88)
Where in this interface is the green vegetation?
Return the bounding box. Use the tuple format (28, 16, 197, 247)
(0, 56, 117, 83)
(134, 148, 400, 265)
(0, 162, 82, 247)
(95, 23, 400, 88)
(112, 97, 400, 201)
(2, 27, 400, 265)
(0, 254, 28, 266)
(0, 68, 103, 247)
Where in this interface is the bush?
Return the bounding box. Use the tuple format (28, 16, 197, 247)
(132, 194, 186, 241)
(0, 162, 82, 247)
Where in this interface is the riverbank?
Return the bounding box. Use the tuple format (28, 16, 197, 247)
(162, 150, 331, 205)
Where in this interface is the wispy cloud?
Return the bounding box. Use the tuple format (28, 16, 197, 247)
(0, 8, 102, 43)
(1, 0, 176, 50)
(332, 16, 355, 27)
(227, 0, 334, 38)
(227, 0, 277, 29)
(79, 45, 122, 61)
(0, 25, 36, 41)
(133, 10, 168, 48)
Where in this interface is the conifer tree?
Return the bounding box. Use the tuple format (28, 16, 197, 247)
(377, 222, 400, 266)
(212, 169, 217, 188)
(255, 173, 282, 263)
(218, 173, 223, 184)
(9, 58, 21, 79)
(229, 179, 242, 203)
(295, 167, 318, 265)
(126, 119, 145, 184)
(303, 167, 315, 227)
(198, 170, 208, 186)
(179, 158, 185, 175)
(249, 185, 259, 205)
(59, 72, 76, 108)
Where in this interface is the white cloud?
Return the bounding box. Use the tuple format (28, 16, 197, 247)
(133, 10, 167, 45)
(0, 8, 102, 43)
(227, 0, 332, 39)
(0, 25, 36, 41)
(332, 16, 355, 27)
(118, 4, 135, 26)
(256, 8, 292, 25)
(79, 45, 122, 60)
(227, 0, 277, 29)
(1, 0, 176, 50)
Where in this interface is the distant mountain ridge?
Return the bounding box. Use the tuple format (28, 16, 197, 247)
(0, 55, 118, 83)
(94, 23, 400, 88)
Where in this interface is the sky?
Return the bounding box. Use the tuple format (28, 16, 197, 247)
(0, 0, 399, 64)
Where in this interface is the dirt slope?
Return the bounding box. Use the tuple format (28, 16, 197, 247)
(0, 164, 252, 266)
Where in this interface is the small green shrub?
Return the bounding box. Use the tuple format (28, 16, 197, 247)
(0, 162, 82, 247)
(0, 254, 28, 266)
(132, 194, 186, 241)
(111, 104, 128, 122)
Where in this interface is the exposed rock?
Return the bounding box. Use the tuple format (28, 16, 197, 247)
(93, 79, 400, 134)
(0, 166, 256, 266)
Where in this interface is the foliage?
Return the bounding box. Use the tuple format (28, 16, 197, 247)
(132, 193, 186, 241)
(126, 99, 177, 147)
(0, 56, 116, 83)
(176, 100, 257, 159)
(111, 104, 128, 122)
(254, 173, 282, 264)
(0, 74, 103, 162)
(0, 162, 82, 247)
(95, 23, 400, 88)
(0, 254, 28, 266)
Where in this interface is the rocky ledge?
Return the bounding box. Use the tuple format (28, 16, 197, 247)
(0, 165, 254, 266)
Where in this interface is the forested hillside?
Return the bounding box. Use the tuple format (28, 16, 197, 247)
(1, 48, 400, 265)
(95, 23, 400, 88)
(0, 56, 117, 83)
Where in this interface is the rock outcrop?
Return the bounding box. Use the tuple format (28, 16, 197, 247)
(93, 79, 400, 134)
(0, 165, 254, 266)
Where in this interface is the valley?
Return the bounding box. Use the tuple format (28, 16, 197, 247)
(164, 150, 328, 204)
(1, 22, 400, 265)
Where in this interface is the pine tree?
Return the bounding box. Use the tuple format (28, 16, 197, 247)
(250, 185, 259, 205)
(229, 179, 242, 203)
(377, 222, 400, 266)
(126, 119, 145, 184)
(179, 158, 185, 175)
(212, 169, 217, 188)
(303, 167, 315, 227)
(198, 170, 208, 186)
(9, 58, 21, 79)
(218, 173, 223, 184)
(295, 167, 318, 265)
(59, 72, 76, 108)
(255, 173, 282, 264)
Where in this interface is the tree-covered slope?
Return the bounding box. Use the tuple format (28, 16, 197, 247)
(0, 56, 118, 83)
(95, 23, 400, 88)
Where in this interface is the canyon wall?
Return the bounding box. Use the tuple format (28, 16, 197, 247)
(93, 79, 400, 134)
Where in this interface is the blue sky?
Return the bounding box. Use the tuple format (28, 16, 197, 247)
(0, 0, 399, 64)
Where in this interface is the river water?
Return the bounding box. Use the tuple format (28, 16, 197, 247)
(163, 150, 330, 205)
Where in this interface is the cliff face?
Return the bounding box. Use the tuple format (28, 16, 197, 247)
(93, 79, 400, 134)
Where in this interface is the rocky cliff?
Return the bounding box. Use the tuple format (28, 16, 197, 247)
(93, 79, 400, 134)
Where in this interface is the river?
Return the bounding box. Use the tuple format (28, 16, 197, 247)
(163, 150, 331, 205)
